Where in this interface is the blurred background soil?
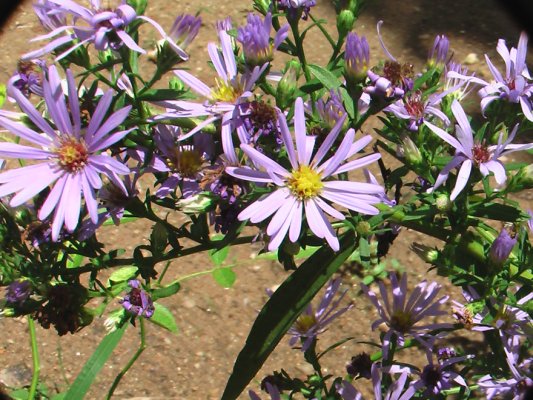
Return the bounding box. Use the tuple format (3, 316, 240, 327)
(0, 0, 531, 399)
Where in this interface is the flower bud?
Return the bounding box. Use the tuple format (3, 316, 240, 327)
(435, 193, 451, 212)
(513, 163, 533, 187)
(427, 34, 449, 68)
(399, 135, 423, 166)
(356, 221, 372, 235)
(489, 224, 517, 266)
(276, 60, 301, 109)
(344, 32, 369, 83)
(336, 10, 355, 38)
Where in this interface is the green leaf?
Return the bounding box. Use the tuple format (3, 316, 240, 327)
(149, 302, 178, 333)
(339, 87, 355, 119)
(137, 89, 186, 101)
(0, 84, 6, 108)
(64, 324, 127, 399)
(469, 202, 524, 222)
(108, 266, 138, 284)
(358, 237, 370, 268)
(221, 232, 357, 400)
(151, 281, 181, 300)
(209, 244, 230, 266)
(212, 266, 236, 288)
(308, 64, 341, 90)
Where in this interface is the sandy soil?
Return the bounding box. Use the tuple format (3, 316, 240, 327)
(0, 0, 529, 399)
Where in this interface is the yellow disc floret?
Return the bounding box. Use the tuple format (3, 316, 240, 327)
(287, 165, 323, 199)
(56, 137, 89, 172)
(211, 78, 241, 103)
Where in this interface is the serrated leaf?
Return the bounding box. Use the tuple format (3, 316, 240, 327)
(64, 324, 127, 399)
(108, 266, 138, 284)
(308, 64, 341, 90)
(212, 267, 236, 288)
(149, 302, 178, 333)
(221, 232, 357, 400)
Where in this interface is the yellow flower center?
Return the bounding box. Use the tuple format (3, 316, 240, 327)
(56, 137, 88, 172)
(287, 165, 323, 199)
(211, 78, 241, 103)
(168, 149, 202, 177)
(295, 314, 317, 333)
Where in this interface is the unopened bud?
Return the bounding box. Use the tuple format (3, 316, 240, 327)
(356, 221, 372, 235)
(400, 135, 423, 166)
(489, 224, 517, 266)
(435, 193, 451, 212)
(277, 60, 301, 109)
(336, 10, 355, 38)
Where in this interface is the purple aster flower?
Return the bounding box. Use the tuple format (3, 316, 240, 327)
(338, 363, 411, 400)
(237, 13, 289, 67)
(168, 14, 201, 51)
(345, 32, 370, 82)
(6, 280, 32, 305)
(399, 351, 470, 399)
(226, 97, 385, 251)
(424, 100, 533, 200)
(365, 21, 413, 99)
(277, 0, 316, 20)
(120, 279, 154, 318)
(448, 32, 533, 121)
(24, 0, 188, 61)
(0, 65, 132, 241)
(427, 35, 450, 67)
(150, 124, 213, 199)
(287, 278, 352, 352)
(10, 60, 44, 98)
(489, 224, 518, 265)
(155, 29, 267, 164)
(444, 62, 476, 102)
(313, 89, 348, 130)
(361, 272, 451, 359)
(384, 89, 450, 132)
(478, 338, 533, 400)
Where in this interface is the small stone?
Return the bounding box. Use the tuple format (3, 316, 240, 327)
(463, 53, 479, 65)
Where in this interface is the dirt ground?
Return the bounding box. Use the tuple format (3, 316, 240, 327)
(0, 0, 530, 399)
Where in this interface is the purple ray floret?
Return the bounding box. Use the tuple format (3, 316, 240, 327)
(226, 97, 385, 251)
(424, 99, 533, 200)
(0, 65, 132, 241)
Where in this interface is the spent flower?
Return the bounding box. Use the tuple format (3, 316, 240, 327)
(120, 280, 155, 318)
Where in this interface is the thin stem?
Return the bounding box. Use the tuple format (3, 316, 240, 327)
(27, 317, 40, 400)
(106, 319, 146, 400)
(157, 261, 172, 284)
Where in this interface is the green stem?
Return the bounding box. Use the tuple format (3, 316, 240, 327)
(106, 318, 146, 400)
(303, 339, 329, 397)
(27, 317, 40, 400)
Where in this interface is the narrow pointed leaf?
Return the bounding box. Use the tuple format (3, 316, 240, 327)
(221, 232, 357, 400)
